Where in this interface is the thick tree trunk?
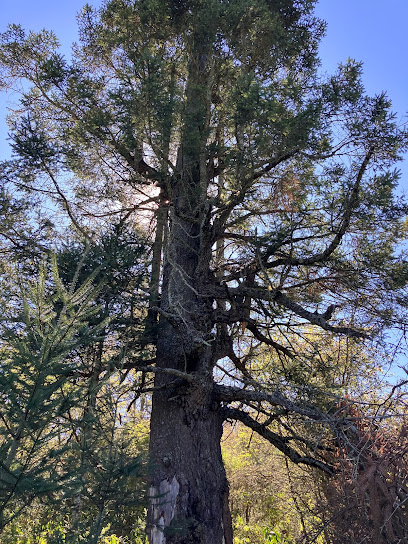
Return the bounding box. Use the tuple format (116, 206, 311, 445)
(147, 217, 233, 542)
(147, 207, 233, 543)
(148, 376, 232, 544)
(146, 28, 233, 542)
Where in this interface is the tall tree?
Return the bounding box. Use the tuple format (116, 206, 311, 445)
(1, 1, 408, 542)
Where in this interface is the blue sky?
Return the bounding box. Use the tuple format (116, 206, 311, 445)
(0, 0, 101, 159)
(314, 1, 408, 190)
(1, 2, 407, 372)
(1, 0, 407, 159)
(0, 0, 94, 58)
(315, 1, 408, 117)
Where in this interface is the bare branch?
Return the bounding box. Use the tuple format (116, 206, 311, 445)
(214, 383, 333, 423)
(121, 360, 196, 382)
(246, 323, 296, 358)
(274, 290, 369, 338)
(223, 407, 334, 474)
(209, 284, 369, 339)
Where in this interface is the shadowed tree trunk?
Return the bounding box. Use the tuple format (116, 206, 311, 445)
(2, 1, 408, 542)
(147, 45, 233, 540)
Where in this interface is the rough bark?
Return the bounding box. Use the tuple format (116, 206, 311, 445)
(147, 195, 232, 543)
(148, 375, 232, 544)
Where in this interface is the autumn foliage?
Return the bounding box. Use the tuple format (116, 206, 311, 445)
(320, 400, 408, 544)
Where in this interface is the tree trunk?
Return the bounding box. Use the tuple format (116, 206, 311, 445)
(147, 210, 233, 542)
(147, 29, 233, 542)
(147, 190, 233, 543)
(148, 377, 232, 544)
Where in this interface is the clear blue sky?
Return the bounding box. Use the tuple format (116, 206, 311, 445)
(315, 1, 408, 123)
(1, 0, 407, 158)
(314, 1, 408, 190)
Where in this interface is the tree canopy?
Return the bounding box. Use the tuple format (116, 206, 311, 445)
(1, 1, 408, 543)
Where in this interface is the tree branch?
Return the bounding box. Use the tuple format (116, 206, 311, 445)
(273, 290, 369, 338)
(265, 148, 374, 268)
(212, 148, 300, 239)
(209, 284, 369, 339)
(214, 383, 333, 423)
(223, 407, 334, 474)
(121, 360, 196, 382)
(245, 322, 296, 358)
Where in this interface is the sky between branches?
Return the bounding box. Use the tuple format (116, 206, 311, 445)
(0, 1, 408, 376)
(1, 0, 407, 167)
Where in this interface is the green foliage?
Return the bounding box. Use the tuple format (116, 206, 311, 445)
(223, 425, 300, 543)
(0, 249, 149, 540)
(1, 0, 408, 542)
(0, 255, 104, 525)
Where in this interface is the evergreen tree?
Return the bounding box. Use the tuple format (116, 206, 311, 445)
(1, 1, 408, 542)
(0, 255, 107, 531)
(0, 232, 149, 541)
